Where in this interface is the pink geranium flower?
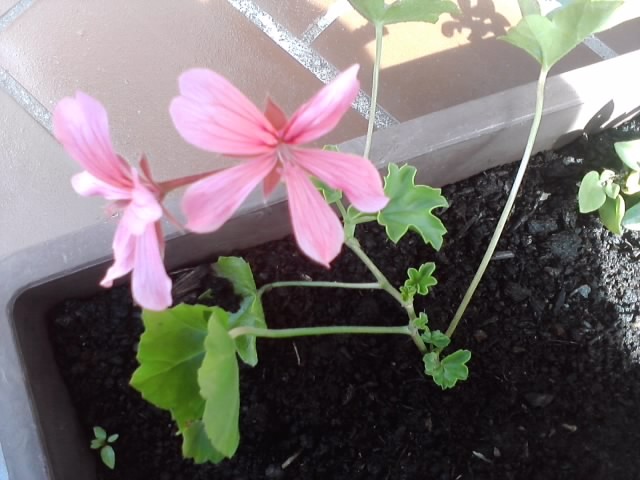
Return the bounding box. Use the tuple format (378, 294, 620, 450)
(53, 92, 172, 311)
(170, 65, 389, 266)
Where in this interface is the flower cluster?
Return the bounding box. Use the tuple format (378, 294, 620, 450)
(53, 65, 387, 310)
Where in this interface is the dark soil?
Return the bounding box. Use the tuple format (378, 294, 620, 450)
(50, 119, 640, 480)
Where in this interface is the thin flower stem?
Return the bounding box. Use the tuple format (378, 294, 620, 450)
(258, 280, 381, 297)
(345, 237, 428, 353)
(346, 237, 403, 304)
(445, 68, 549, 339)
(336, 199, 348, 219)
(158, 170, 221, 193)
(363, 23, 384, 160)
(229, 324, 411, 340)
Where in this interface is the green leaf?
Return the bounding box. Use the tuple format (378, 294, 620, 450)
(429, 330, 451, 349)
(130, 304, 215, 426)
(622, 201, 640, 230)
(603, 181, 620, 199)
(377, 164, 448, 249)
(93, 426, 107, 441)
(423, 352, 440, 373)
(107, 434, 119, 443)
(348, 0, 458, 26)
(500, 0, 623, 70)
(423, 350, 471, 389)
(518, 0, 541, 16)
(90, 439, 104, 450)
(198, 309, 241, 459)
(181, 419, 225, 464)
(100, 445, 116, 470)
(624, 172, 640, 195)
(404, 262, 437, 296)
(412, 312, 429, 331)
(578, 171, 607, 213)
(313, 178, 343, 205)
(400, 285, 416, 303)
(599, 195, 625, 235)
(215, 257, 266, 366)
(215, 257, 257, 297)
(615, 139, 640, 171)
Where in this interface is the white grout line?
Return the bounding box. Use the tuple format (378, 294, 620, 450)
(0, 68, 53, 133)
(301, 0, 350, 45)
(583, 35, 618, 60)
(0, 0, 53, 134)
(0, 0, 34, 32)
(225, 0, 398, 129)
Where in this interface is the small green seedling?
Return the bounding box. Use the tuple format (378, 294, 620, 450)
(578, 139, 640, 234)
(90, 426, 119, 470)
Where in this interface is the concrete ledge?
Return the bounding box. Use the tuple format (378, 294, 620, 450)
(1, 49, 639, 479)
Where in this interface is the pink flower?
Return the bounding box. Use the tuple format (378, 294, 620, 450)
(53, 92, 172, 311)
(170, 65, 389, 267)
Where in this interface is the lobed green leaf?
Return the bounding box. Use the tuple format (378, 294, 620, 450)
(377, 164, 448, 249)
(130, 304, 214, 426)
(423, 349, 471, 389)
(500, 0, 623, 70)
(348, 0, 459, 26)
(181, 419, 225, 464)
(215, 257, 266, 366)
(405, 262, 438, 296)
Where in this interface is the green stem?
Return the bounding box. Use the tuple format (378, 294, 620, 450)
(363, 23, 383, 160)
(346, 237, 403, 304)
(345, 237, 428, 353)
(445, 68, 549, 339)
(229, 324, 411, 340)
(258, 280, 381, 296)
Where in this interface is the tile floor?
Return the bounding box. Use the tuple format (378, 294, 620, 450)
(0, 0, 638, 259)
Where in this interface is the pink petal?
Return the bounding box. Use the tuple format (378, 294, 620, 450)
(53, 92, 132, 187)
(283, 65, 360, 145)
(292, 148, 388, 213)
(170, 69, 278, 156)
(263, 168, 281, 198)
(263, 98, 288, 130)
(117, 171, 163, 235)
(100, 220, 136, 288)
(183, 155, 277, 233)
(71, 171, 131, 200)
(131, 223, 172, 311)
(282, 164, 343, 267)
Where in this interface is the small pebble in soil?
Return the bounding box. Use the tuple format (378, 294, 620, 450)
(525, 393, 555, 408)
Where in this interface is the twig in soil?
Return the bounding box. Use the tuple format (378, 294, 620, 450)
(281, 449, 303, 469)
(472, 451, 493, 464)
(492, 250, 515, 260)
(292, 341, 301, 366)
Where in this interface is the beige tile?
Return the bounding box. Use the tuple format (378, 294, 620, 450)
(255, 0, 334, 37)
(0, 90, 103, 258)
(0, 0, 365, 184)
(315, 0, 601, 121)
(596, 17, 640, 55)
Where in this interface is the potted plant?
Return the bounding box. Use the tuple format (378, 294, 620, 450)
(1, 1, 639, 478)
